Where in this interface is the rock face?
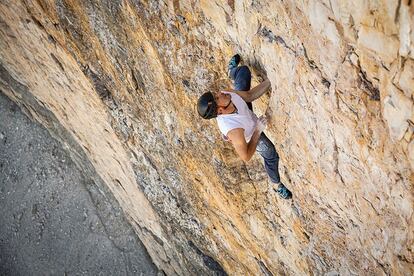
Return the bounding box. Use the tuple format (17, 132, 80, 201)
(0, 0, 413, 275)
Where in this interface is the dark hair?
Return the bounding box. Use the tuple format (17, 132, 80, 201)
(197, 92, 217, 119)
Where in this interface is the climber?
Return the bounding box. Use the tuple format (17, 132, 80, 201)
(197, 54, 292, 199)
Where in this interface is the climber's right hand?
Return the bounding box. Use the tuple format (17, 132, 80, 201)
(256, 115, 267, 133)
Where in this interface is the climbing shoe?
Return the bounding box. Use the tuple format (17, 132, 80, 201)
(228, 54, 241, 73)
(276, 183, 292, 199)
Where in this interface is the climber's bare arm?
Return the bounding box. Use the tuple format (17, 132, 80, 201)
(227, 128, 261, 162)
(223, 79, 271, 102)
(226, 116, 267, 162)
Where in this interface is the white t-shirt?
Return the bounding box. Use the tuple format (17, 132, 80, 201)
(216, 92, 258, 142)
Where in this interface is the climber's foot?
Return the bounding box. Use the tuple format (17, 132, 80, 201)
(228, 54, 241, 77)
(275, 183, 292, 199)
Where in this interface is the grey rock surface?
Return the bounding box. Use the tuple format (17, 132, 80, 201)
(0, 91, 158, 276)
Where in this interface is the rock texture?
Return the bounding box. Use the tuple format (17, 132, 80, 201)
(0, 0, 413, 275)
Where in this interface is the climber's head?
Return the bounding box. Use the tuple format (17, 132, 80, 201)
(197, 91, 233, 119)
(197, 92, 218, 119)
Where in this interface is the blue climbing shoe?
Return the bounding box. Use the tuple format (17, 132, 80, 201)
(228, 54, 241, 73)
(276, 183, 292, 199)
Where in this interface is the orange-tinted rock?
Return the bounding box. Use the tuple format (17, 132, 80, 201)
(0, 0, 413, 275)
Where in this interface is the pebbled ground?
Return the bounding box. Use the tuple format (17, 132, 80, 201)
(0, 91, 158, 276)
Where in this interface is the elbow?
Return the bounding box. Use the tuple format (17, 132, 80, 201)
(245, 95, 253, 103)
(240, 91, 252, 103)
(240, 154, 252, 162)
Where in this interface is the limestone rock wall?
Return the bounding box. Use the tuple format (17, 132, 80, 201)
(0, 0, 413, 275)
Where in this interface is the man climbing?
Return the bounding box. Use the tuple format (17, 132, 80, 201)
(197, 54, 292, 199)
